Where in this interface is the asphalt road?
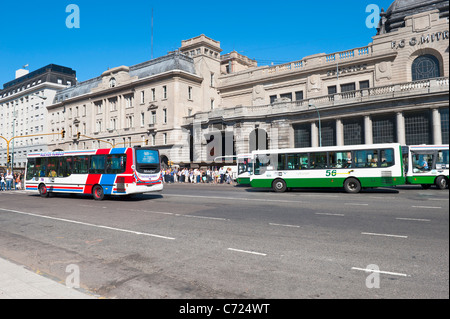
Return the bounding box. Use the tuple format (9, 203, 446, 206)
(0, 183, 448, 299)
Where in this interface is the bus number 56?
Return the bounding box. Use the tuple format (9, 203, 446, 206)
(326, 170, 337, 177)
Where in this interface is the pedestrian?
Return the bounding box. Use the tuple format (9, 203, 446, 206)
(0, 173, 5, 191)
(5, 171, 13, 191)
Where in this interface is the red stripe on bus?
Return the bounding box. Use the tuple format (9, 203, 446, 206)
(96, 149, 111, 155)
(84, 174, 102, 194)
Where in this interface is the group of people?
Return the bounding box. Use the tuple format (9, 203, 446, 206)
(162, 167, 234, 185)
(0, 171, 24, 191)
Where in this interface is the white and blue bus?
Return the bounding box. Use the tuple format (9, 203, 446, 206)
(25, 146, 163, 200)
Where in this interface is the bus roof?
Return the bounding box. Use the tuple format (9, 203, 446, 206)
(26, 148, 131, 158)
(251, 143, 402, 155)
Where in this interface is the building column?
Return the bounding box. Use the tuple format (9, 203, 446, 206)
(311, 122, 319, 147)
(432, 108, 442, 145)
(364, 116, 373, 145)
(336, 119, 344, 146)
(396, 112, 406, 145)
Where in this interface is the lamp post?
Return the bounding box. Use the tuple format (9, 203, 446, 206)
(309, 103, 322, 147)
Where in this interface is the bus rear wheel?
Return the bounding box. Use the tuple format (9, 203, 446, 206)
(92, 185, 105, 201)
(272, 179, 287, 193)
(344, 178, 361, 194)
(435, 176, 448, 190)
(39, 184, 49, 198)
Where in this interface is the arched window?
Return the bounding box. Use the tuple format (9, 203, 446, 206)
(412, 55, 440, 81)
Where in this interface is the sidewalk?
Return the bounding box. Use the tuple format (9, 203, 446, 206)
(0, 257, 97, 299)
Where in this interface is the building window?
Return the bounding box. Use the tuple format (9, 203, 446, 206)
(140, 91, 145, 104)
(328, 86, 337, 101)
(440, 108, 449, 144)
(125, 95, 134, 108)
(404, 111, 431, 145)
(163, 109, 167, 124)
(321, 121, 336, 147)
(211, 99, 215, 110)
(340, 83, 356, 92)
(163, 133, 167, 145)
(343, 118, 364, 145)
(151, 88, 156, 101)
(372, 115, 396, 144)
(280, 93, 292, 101)
(141, 112, 145, 127)
(293, 124, 311, 148)
(412, 55, 440, 81)
(270, 95, 277, 104)
(151, 111, 157, 125)
(109, 78, 116, 88)
(295, 91, 304, 101)
(210, 73, 215, 87)
(188, 86, 193, 100)
(163, 86, 167, 99)
(110, 118, 118, 130)
(359, 80, 370, 89)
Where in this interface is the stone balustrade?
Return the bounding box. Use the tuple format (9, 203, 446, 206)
(184, 77, 449, 125)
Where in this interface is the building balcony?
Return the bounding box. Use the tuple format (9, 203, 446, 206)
(183, 77, 449, 125)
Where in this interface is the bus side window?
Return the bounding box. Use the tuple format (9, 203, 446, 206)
(437, 150, 449, 169)
(73, 156, 89, 174)
(26, 158, 36, 180)
(90, 155, 106, 174)
(380, 149, 394, 167)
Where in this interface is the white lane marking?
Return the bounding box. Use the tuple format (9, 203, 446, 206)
(345, 203, 369, 206)
(361, 232, 408, 239)
(0, 208, 175, 240)
(179, 214, 229, 221)
(129, 209, 229, 221)
(227, 248, 267, 256)
(351, 267, 410, 277)
(315, 213, 345, 217)
(163, 194, 302, 204)
(269, 223, 300, 228)
(396, 217, 431, 222)
(412, 206, 442, 209)
(427, 198, 449, 201)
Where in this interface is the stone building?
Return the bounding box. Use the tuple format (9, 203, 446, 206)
(184, 0, 449, 165)
(46, 0, 449, 167)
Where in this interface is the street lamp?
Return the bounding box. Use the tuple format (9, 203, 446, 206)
(309, 103, 322, 148)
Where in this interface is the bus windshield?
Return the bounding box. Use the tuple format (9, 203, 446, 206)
(135, 149, 160, 174)
(136, 149, 159, 164)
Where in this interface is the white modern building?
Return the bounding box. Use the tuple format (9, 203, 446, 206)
(0, 64, 77, 169)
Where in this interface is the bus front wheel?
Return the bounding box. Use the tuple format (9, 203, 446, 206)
(344, 178, 361, 194)
(272, 179, 287, 193)
(92, 185, 105, 201)
(435, 176, 448, 190)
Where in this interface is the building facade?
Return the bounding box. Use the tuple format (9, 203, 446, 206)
(184, 0, 449, 164)
(45, 0, 449, 167)
(0, 64, 77, 168)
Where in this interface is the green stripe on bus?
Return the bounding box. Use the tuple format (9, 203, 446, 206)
(251, 176, 405, 188)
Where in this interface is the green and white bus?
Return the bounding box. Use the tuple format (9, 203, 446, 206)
(403, 145, 449, 189)
(250, 143, 405, 193)
(237, 154, 253, 185)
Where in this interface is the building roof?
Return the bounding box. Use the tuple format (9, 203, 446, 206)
(53, 51, 196, 104)
(384, 0, 449, 32)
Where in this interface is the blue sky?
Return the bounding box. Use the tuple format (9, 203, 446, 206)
(0, 0, 393, 86)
